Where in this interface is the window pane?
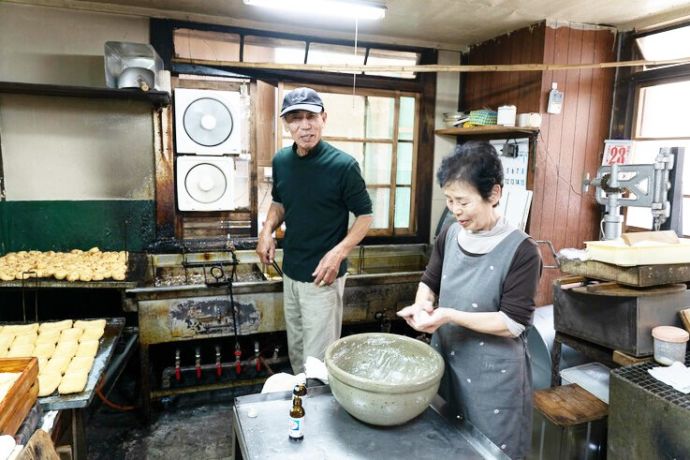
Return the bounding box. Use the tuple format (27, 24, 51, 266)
(366, 97, 395, 139)
(329, 141, 364, 167)
(307, 43, 365, 73)
(626, 140, 690, 231)
(363, 143, 392, 184)
(395, 187, 411, 228)
(397, 142, 413, 185)
(365, 49, 419, 79)
(173, 29, 240, 61)
(632, 140, 690, 194)
(622, 145, 653, 230)
(320, 92, 365, 138)
(398, 97, 416, 141)
(636, 25, 690, 61)
(626, 206, 653, 230)
(637, 81, 690, 138)
(244, 35, 306, 63)
(368, 187, 390, 229)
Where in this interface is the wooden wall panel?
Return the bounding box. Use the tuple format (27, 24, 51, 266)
(534, 26, 616, 305)
(464, 22, 616, 305)
(463, 23, 544, 112)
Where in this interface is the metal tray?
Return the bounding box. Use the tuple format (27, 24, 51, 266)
(38, 317, 125, 410)
(0, 253, 147, 289)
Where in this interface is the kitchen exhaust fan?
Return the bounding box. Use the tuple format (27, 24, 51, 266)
(104, 41, 163, 91)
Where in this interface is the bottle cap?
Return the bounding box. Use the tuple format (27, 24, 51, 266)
(551, 82, 558, 90)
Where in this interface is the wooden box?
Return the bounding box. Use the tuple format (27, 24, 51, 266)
(0, 357, 39, 436)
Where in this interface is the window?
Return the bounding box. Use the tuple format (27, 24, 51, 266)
(173, 28, 240, 61)
(172, 29, 420, 79)
(628, 79, 690, 234)
(307, 43, 365, 72)
(636, 24, 690, 65)
(279, 85, 419, 236)
(244, 35, 306, 64)
(365, 49, 418, 79)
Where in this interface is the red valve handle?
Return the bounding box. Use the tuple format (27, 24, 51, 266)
(196, 366, 202, 379)
(234, 349, 242, 374)
(175, 368, 181, 381)
(256, 358, 261, 372)
(216, 362, 222, 376)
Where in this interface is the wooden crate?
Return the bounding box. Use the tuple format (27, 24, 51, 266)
(0, 357, 39, 436)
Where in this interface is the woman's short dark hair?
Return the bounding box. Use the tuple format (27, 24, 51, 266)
(436, 141, 504, 202)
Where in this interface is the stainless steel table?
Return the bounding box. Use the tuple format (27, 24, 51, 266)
(231, 385, 508, 459)
(37, 317, 125, 460)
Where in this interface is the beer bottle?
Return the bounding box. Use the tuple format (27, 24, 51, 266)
(288, 395, 305, 440)
(293, 383, 307, 399)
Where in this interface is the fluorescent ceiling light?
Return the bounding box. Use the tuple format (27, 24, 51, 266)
(243, 0, 386, 20)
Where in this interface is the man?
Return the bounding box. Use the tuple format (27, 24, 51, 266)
(257, 87, 373, 374)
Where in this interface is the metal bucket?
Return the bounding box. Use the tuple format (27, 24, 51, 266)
(528, 304, 589, 390)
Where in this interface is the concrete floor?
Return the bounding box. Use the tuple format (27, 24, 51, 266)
(85, 379, 263, 460)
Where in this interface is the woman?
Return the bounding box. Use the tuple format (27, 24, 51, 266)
(397, 141, 542, 459)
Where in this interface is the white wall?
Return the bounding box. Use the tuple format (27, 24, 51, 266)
(0, 3, 148, 86)
(430, 50, 461, 242)
(0, 3, 154, 200)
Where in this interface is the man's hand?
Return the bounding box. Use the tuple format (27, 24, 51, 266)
(256, 231, 276, 264)
(312, 246, 346, 286)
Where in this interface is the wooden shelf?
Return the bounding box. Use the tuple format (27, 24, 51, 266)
(435, 125, 539, 136)
(0, 81, 171, 107)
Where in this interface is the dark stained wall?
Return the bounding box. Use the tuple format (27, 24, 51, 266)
(463, 22, 616, 305)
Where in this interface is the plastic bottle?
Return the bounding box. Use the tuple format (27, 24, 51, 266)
(289, 395, 305, 440)
(547, 82, 563, 114)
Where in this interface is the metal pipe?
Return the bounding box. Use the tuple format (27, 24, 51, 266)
(161, 356, 289, 388)
(101, 329, 138, 387)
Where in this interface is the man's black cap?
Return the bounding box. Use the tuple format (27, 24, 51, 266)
(280, 87, 324, 117)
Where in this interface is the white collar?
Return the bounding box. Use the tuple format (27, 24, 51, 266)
(456, 216, 516, 254)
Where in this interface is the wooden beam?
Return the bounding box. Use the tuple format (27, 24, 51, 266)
(173, 57, 690, 73)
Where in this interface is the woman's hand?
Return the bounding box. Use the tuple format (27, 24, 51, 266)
(411, 308, 449, 334)
(397, 302, 439, 332)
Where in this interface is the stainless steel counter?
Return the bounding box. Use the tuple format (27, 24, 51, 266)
(232, 386, 508, 460)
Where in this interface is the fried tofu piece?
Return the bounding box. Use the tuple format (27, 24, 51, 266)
(38, 372, 61, 397)
(58, 370, 88, 395)
(75, 340, 99, 357)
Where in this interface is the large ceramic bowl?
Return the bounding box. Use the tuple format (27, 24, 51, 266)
(325, 333, 444, 426)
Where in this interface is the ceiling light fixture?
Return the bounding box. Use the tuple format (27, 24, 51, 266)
(243, 0, 386, 20)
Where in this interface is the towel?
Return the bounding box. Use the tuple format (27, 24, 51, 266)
(304, 356, 329, 384)
(648, 361, 690, 394)
(260, 356, 329, 393)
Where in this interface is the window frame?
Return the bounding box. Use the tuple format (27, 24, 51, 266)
(628, 59, 690, 234)
(277, 82, 420, 237)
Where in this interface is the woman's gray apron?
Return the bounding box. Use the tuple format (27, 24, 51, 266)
(431, 223, 532, 459)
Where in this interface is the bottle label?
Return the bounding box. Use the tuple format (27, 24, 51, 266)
(289, 417, 303, 438)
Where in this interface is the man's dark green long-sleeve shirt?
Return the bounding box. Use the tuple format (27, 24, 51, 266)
(271, 141, 372, 282)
